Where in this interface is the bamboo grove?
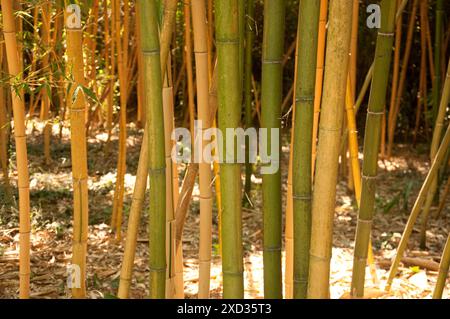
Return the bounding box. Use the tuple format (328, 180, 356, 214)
(0, 0, 449, 299)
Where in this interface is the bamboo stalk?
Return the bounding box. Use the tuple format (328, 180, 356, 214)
(117, 0, 179, 299)
(163, 71, 177, 299)
(292, 0, 320, 299)
(387, 0, 418, 158)
(65, 5, 90, 298)
(139, 0, 166, 299)
(184, 1, 195, 138)
(191, 0, 213, 299)
(110, 0, 130, 241)
(386, 122, 450, 290)
(418, 58, 450, 248)
(40, 1, 52, 165)
(432, 0, 444, 124)
(261, 0, 285, 299)
(1, 0, 31, 299)
(117, 125, 148, 299)
(308, 0, 353, 299)
(284, 26, 300, 300)
(433, 233, 450, 299)
(243, 0, 254, 200)
(0, 44, 12, 199)
(386, 0, 403, 156)
(435, 175, 450, 218)
(311, 0, 328, 177)
(351, 0, 397, 298)
(414, 0, 428, 145)
(215, 0, 244, 298)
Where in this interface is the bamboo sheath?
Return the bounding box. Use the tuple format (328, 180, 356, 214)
(191, 0, 213, 299)
(1, 0, 31, 299)
(308, 0, 353, 299)
(351, 0, 397, 298)
(118, 0, 179, 299)
(433, 233, 450, 299)
(292, 0, 320, 299)
(419, 58, 450, 248)
(66, 15, 90, 299)
(387, 121, 450, 290)
(215, 0, 244, 299)
(261, 0, 285, 299)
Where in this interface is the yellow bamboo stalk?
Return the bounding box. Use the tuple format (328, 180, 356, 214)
(308, 0, 353, 298)
(284, 26, 300, 300)
(0, 44, 12, 198)
(1, 0, 31, 299)
(184, 1, 195, 139)
(163, 71, 177, 299)
(191, 0, 213, 298)
(111, 0, 130, 240)
(65, 4, 89, 298)
(311, 0, 329, 177)
(40, 2, 52, 165)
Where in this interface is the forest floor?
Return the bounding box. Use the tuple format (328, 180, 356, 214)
(0, 122, 449, 299)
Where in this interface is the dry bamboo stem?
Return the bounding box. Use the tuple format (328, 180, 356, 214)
(40, 2, 52, 165)
(111, 0, 130, 240)
(418, 58, 450, 248)
(386, 122, 450, 290)
(308, 0, 353, 298)
(66, 6, 89, 298)
(191, 0, 213, 299)
(1, 0, 31, 299)
(163, 72, 177, 299)
(433, 233, 450, 299)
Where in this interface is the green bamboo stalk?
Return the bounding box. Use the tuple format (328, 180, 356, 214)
(292, 0, 320, 299)
(215, 0, 244, 299)
(432, 0, 444, 123)
(419, 58, 450, 248)
(351, 0, 397, 298)
(307, 0, 354, 299)
(139, 0, 166, 299)
(433, 233, 450, 299)
(244, 0, 255, 200)
(386, 121, 450, 290)
(261, 0, 285, 299)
